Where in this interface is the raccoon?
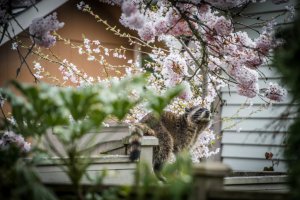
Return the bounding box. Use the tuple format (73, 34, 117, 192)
(128, 106, 211, 177)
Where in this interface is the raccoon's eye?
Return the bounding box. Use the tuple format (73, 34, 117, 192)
(185, 107, 191, 113)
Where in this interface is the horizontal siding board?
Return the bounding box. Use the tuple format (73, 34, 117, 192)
(224, 184, 289, 192)
(222, 132, 286, 146)
(221, 105, 297, 118)
(222, 158, 287, 172)
(221, 92, 294, 105)
(237, 22, 292, 35)
(241, 1, 295, 15)
(249, 65, 280, 77)
(235, 12, 292, 29)
(221, 118, 293, 132)
(222, 145, 285, 159)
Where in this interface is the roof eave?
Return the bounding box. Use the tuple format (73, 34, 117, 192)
(0, 0, 68, 46)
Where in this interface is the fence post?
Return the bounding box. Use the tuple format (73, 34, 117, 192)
(192, 162, 231, 200)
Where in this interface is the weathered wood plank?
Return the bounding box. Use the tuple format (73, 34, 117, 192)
(208, 190, 289, 200)
(224, 175, 287, 185)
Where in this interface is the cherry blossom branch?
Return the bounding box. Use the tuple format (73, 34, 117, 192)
(82, 5, 169, 53)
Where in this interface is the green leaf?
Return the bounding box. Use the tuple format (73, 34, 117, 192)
(147, 85, 184, 115)
(111, 99, 134, 120)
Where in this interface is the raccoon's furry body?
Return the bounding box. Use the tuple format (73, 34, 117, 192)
(129, 106, 211, 172)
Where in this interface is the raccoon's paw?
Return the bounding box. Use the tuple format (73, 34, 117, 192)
(134, 123, 155, 136)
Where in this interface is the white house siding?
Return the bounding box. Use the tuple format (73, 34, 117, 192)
(220, 0, 297, 172)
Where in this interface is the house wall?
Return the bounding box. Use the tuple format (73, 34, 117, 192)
(220, 1, 297, 172)
(0, 0, 136, 116)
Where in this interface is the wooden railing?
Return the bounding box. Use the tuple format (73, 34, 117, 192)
(192, 162, 289, 200)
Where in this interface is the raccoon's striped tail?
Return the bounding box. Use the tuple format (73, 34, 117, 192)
(128, 123, 154, 161)
(128, 124, 143, 161)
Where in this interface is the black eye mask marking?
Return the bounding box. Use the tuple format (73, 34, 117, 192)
(187, 107, 210, 122)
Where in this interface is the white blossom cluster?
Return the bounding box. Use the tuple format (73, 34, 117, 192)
(58, 59, 94, 86)
(33, 62, 44, 79)
(161, 53, 188, 87)
(79, 37, 127, 62)
(29, 12, 64, 48)
(0, 131, 31, 153)
(190, 129, 220, 162)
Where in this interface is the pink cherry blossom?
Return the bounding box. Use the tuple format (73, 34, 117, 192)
(120, 12, 144, 30)
(237, 82, 259, 98)
(154, 19, 169, 35)
(229, 66, 259, 97)
(121, 0, 138, 17)
(169, 20, 194, 36)
(0, 131, 31, 153)
(265, 82, 287, 102)
(161, 53, 188, 86)
(255, 34, 273, 55)
(244, 52, 263, 69)
(138, 23, 155, 42)
(213, 16, 233, 36)
(29, 12, 64, 48)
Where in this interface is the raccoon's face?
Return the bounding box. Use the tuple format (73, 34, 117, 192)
(185, 106, 211, 125)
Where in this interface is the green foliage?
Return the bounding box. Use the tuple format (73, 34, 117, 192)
(146, 85, 184, 116)
(0, 74, 183, 200)
(0, 147, 57, 200)
(2, 75, 182, 140)
(96, 152, 193, 200)
(162, 152, 193, 200)
(273, 6, 300, 200)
